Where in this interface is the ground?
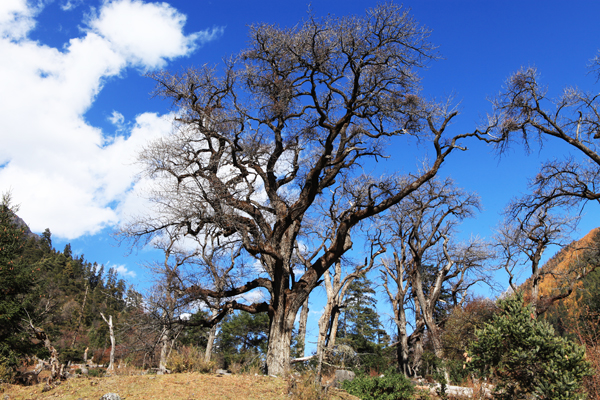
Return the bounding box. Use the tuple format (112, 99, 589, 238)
(0, 372, 363, 400)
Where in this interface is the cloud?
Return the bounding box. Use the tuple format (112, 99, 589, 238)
(0, 0, 38, 40)
(110, 263, 137, 278)
(0, 0, 221, 239)
(60, 0, 83, 12)
(109, 110, 124, 126)
(86, 0, 223, 69)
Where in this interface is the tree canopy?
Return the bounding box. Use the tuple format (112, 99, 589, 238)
(120, 2, 483, 375)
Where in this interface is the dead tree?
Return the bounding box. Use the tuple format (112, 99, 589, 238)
(25, 316, 65, 384)
(120, 4, 486, 375)
(100, 313, 115, 372)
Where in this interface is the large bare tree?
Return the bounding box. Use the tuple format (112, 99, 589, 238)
(486, 66, 600, 216)
(486, 61, 600, 314)
(121, 4, 483, 375)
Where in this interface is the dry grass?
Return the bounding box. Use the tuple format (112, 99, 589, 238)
(1, 372, 290, 400)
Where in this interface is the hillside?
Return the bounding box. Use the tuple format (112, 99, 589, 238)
(520, 227, 600, 317)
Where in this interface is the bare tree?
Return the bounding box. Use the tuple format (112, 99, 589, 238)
(484, 59, 600, 315)
(100, 313, 115, 373)
(485, 66, 600, 217)
(193, 230, 241, 363)
(381, 230, 413, 376)
(121, 4, 483, 375)
(380, 178, 492, 378)
(293, 192, 385, 376)
(495, 202, 600, 315)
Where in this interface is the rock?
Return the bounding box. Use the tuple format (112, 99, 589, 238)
(100, 394, 122, 400)
(333, 369, 355, 388)
(17, 371, 39, 386)
(80, 367, 89, 375)
(215, 369, 231, 375)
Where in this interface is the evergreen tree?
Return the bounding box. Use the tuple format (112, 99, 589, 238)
(337, 273, 389, 372)
(216, 311, 269, 369)
(0, 194, 41, 365)
(468, 293, 592, 400)
(339, 273, 387, 346)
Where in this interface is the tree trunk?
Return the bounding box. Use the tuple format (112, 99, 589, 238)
(316, 301, 333, 380)
(100, 313, 115, 372)
(266, 306, 294, 376)
(326, 307, 341, 349)
(296, 297, 309, 357)
(158, 327, 170, 374)
(395, 306, 410, 376)
(204, 324, 217, 363)
(29, 323, 63, 383)
(71, 284, 89, 347)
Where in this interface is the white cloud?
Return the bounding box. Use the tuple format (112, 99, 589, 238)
(60, 0, 83, 11)
(86, 0, 223, 69)
(110, 263, 137, 278)
(236, 289, 267, 305)
(0, 0, 37, 40)
(109, 110, 125, 126)
(0, 0, 221, 239)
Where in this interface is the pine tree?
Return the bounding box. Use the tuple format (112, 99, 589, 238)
(0, 194, 40, 365)
(216, 311, 269, 369)
(468, 293, 592, 399)
(337, 273, 389, 372)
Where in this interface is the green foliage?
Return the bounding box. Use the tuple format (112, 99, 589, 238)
(0, 194, 40, 365)
(59, 347, 84, 364)
(420, 351, 469, 386)
(342, 371, 416, 400)
(337, 274, 390, 373)
(217, 311, 269, 369)
(87, 368, 106, 377)
(339, 274, 387, 345)
(468, 293, 592, 400)
(0, 192, 137, 373)
(177, 311, 210, 349)
(0, 356, 15, 384)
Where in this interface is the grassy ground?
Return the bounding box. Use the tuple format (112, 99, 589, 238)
(0, 371, 366, 400)
(1, 372, 294, 400)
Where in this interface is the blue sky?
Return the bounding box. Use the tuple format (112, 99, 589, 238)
(1, 0, 599, 350)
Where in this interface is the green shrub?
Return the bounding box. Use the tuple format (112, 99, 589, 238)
(342, 371, 415, 400)
(88, 368, 106, 377)
(468, 293, 592, 400)
(59, 347, 84, 364)
(0, 357, 15, 384)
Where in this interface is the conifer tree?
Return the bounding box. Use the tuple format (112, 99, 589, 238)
(0, 193, 39, 365)
(469, 293, 592, 399)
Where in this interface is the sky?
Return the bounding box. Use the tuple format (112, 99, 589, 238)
(1, 0, 600, 352)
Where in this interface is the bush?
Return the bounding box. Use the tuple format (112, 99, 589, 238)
(0, 357, 15, 384)
(342, 371, 415, 400)
(468, 293, 592, 400)
(167, 346, 214, 373)
(59, 347, 84, 364)
(88, 368, 106, 377)
(288, 371, 324, 400)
